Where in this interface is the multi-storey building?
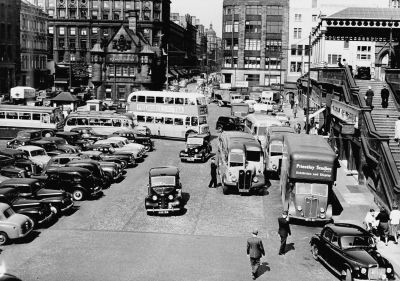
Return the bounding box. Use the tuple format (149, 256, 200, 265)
(31, 0, 172, 99)
(0, 0, 20, 95)
(221, 0, 289, 88)
(20, 0, 49, 89)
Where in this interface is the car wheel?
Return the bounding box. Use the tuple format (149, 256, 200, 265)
(0, 231, 9, 246)
(343, 268, 353, 281)
(311, 244, 319, 260)
(72, 190, 84, 201)
(222, 185, 229, 195)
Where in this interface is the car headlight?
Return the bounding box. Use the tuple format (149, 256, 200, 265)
(7, 141, 10, 146)
(272, 164, 277, 170)
(168, 195, 174, 200)
(360, 268, 367, 274)
(253, 177, 258, 183)
(297, 206, 302, 211)
(320, 213, 326, 219)
(152, 195, 157, 201)
(231, 175, 237, 182)
(387, 268, 392, 274)
(320, 207, 325, 213)
(185, 148, 188, 152)
(195, 149, 198, 153)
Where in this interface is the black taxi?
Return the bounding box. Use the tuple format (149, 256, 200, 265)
(145, 166, 184, 215)
(179, 133, 212, 163)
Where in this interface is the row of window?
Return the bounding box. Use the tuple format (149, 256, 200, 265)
(48, 8, 160, 21)
(0, 45, 14, 63)
(40, 0, 161, 10)
(21, 55, 47, 71)
(223, 73, 280, 87)
(21, 36, 47, 51)
(66, 117, 131, 127)
(290, 45, 311, 56)
(224, 57, 282, 68)
(0, 24, 13, 42)
(0, 112, 53, 123)
(130, 95, 201, 105)
(136, 115, 206, 127)
(295, 13, 320, 22)
(224, 21, 282, 33)
(21, 17, 46, 33)
(224, 5, 283, 16)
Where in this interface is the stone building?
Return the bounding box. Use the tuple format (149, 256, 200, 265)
(221, 0, 289, 88)
(0, 0, 20, 95)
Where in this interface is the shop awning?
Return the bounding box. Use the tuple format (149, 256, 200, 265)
(309, 107, 326, 119)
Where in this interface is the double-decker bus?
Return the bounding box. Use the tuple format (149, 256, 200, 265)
(0, 105, 64, 139)
(280, 134, 337, 223)
(126, 91, 209, 139)
(63, 111, 135, 135)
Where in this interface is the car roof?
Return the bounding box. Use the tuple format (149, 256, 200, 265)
(149, 166, 179, 176)
(325, 223, 369, 236)
(0, 178, 38, 186)
(52, 153, 80, 159)
(18, 145, 45, 151)
(56, 131, 79, 135)
(45, 166, 90, 174)
(30, 140, 53, 144)
(0, 148, 25, 156)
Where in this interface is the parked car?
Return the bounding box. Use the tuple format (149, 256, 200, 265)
(6, 129, 42, 149)
(55, 131, 92, 151)
(27, 140, 64, 157)
(215, 116, 244, 132)
(0, 187, 54, 226)
(66, 159, 111, 189)
(0, 165, 30, 179)
(79, 150, 128, 169)
(41, 167, 102, 201)
(107, 136, 147, 158)
(274, 112, 290, 125)
(70, 127, 107, 141)
(0, 178, 74, 216)
(111, 129, 154, 152)
(179, 134, 212, 162)
(89, 143, 135, 167)
(0, 202, 34, 245)
(94, 139, 143, 161)
(145, 166, 184, 215)
(40, 137, 81, 153)
(253, 100, 278, 113)
(17, 145, 51, 171)
(310, 223, 395, 281)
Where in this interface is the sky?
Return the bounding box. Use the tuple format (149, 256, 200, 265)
(171, 0, 224, 36)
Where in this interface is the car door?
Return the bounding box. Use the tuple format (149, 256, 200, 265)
(325, 233, 343, 272)
(319, 228, 334, 262)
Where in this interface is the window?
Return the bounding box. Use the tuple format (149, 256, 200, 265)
(245, 39, 261, 51)
(59, 27, 65, 35)
(294, 28, 302, 39)
(328, 54, 342, 64)
(290, 62, 303, 72)
(224, 6, 233, 15)
(165, 117, 173, 125)
(59, 9, 66, 18)
(92, 0, 99, 8)
(246, 5, 261, 15)
(305, 45, 311, 56)
(267, 22, 282, 33)
(146, 96, 155, 103)
(138, 95, 145, 102)
(80, 10, 87, 19)
(91, 10, 98, 19)
(266, 5, 283, 16)
(244, 57, 260, 69)
(92, 27, 98, 34)
(69, 8, 76, 18)
(114, 12, 120, 20)
(114, 0, 121, 9)
(224, 23, 232, 32)
(265, 40, 282, 52)
(295, 14, 302, 21)
(103, 13, 109, 20)
(81, 28, 87, 36)
(49, 26, 54, 34)
(245, 74, 260, 83)
(104, 1, 110, 9)
(291, 44, 296, 55)
(70, 27, 76, 35)
(58, 38, 65, 49)
(174, 118, 183, 126)
(156, 96, 164, 103)
(297, 45, 303, 56)
(312, 14, 318, 22)
(245, 21, 261, 33)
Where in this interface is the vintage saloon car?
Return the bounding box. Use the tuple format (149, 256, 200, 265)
(310, 223, 395, 281)
(6, 129, 42, 149)
(0, 202, 34, 245)
(145, 166, 184, 215)
(179, 133, 212, 163)
(70, 127, 107, 141)
(111, 129, 154, 151)
(0, 187, 54, 226)
(27, 140, 64, 157)
(89, 143, 135, 167)
(41, 167, 102, 201)
(0, 148, 40, 176)
(0, 178, 74, 216)
(215, 116, 244, 132)
(55, 131, 92, 151)
(17, 145, 51, 170)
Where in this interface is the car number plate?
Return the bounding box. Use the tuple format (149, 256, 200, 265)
(159, 211, 168, 214)
(187, 158, 195, 162)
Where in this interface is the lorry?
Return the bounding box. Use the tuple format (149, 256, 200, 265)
(280, 134, 337, 223)
(10, 87, 36, 105)
(214, 89, 243, 107)
(231, 103, 250, 117)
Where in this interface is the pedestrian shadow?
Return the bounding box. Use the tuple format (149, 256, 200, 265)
(284, 243, 295, 254)
(257, 262, 270, 278)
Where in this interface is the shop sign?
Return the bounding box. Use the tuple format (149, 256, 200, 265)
(331, 100, 359, 125)
(107, 54, 138, 63)
(235, 81, 249, 88)
(340, 123, 355, 135)
(290, 161, 335, 181)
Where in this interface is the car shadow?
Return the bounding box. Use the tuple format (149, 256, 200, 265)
(181, 192, 190, 205)
(63, 205, 80, 216)
(15, 230, 40, 244)
(257, 262, 271, 278)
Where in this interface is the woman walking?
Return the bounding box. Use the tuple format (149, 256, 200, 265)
(376, 207, 390, 246)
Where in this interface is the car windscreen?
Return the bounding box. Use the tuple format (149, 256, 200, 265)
(270, 143, 283, 156)
(295, 183, 328, 196)
(30, 149, 46, 157)
(257, 127, 267, 135)
(3, 207, 15, 219)
(246, 151, 260, 162)
(186, 138, 203, 145)
(55, 139, 67, 145)
(341, 236, 374, 249)
(151, 176, 175, 187)
(229, 153, 244, 167)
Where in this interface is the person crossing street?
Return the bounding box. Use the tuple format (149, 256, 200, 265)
(247, 229, 265, 280)
(208, 157, 218, 188)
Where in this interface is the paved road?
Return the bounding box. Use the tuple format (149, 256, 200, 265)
(0, 103, 337, 281)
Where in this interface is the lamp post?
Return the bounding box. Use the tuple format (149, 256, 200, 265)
(90, 43, 105, 100)
(305, 33, 312, 134)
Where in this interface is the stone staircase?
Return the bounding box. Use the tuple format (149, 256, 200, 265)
(356, 80, 400, 169)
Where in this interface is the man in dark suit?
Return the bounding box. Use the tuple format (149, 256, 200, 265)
(247, 229, 265, 280)
(278, 211, 291, 255)
(208, 157, 218, 188)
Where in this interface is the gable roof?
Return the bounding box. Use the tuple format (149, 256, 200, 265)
(50, 92, 78, 102)
(327, 7, 400, 20)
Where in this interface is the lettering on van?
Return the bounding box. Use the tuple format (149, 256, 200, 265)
(294, 163, 333, 180)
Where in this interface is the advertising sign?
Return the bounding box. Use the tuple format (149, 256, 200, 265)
(331, 100, 359, 125)
(235, 81, 249, 88)
(290, 161, 335, 182)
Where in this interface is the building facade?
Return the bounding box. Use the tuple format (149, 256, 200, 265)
(0, 0, 20, 95)
(221, 0, 289, 88)
(20, 0, 49, 89)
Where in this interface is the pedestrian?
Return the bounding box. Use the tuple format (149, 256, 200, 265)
(246, 229, 265, 280)
(290, 99, 295, 109)
(390, 205, 400, 244)
(364, 208, 379, 236)
(376, 207, 390, 246)
(295, 123, 301, 134)
(381, 85, 390, 108)
(278, 211, 291, 255)
(208, 157, 218, 188)
(365, 86, 374, 109)
(292, 104, 298, 118)
(395, 117, 400, 145)
(337, 59, 343, 67)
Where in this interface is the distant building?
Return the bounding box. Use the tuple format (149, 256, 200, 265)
(221, 0, 290, 88)
(0, 0, 20, 94)
(20, 0, 49, 89)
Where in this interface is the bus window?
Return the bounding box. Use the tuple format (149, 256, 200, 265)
(137, 115, 145, 122)
(89, 118, 99, 125)
(145, 116, 154, 123)
(199, 116, 207, 125)
(42, 114, 50, 123)
(188, 98, 196, 105)
(138, 95, 145, 102)
(146, 96, 155, 103)
(174, 118, 183, 126)
(130, 95, 137, 102)
(183, 98, 188, 105)
(165, 117, 173, 125)
(101, 118, 112, 126)
(6, 112, 18, 119)
(155, 117, 164, 124)
(19, 113, 31, 120)
(77, 118, 88, 125)
(123, 120, 130, 127)
(0, 112, 4, 119)
(185, 117, 191, 125)
(156, 96, 164, 103)
(112, 119, 121, 127)
(66, 118, 76, 126)
(175, 97, 184, 104)
(191, 117, 198, 126)
(32, 113, 41, 121)
(165, 97, 174, 104)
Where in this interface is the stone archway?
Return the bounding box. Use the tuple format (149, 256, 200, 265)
(375, 46, 394, 81)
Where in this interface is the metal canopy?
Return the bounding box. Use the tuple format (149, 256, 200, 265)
(313, 7, 400, 42)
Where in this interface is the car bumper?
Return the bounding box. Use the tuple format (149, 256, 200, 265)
(38, 211, 55, 225)
(61, 201, 74, 212)
(145, 199, 182, 213)
(90, 186, 103, 197)
(180, 155, 202, 162)
(113, 172, 123, 181)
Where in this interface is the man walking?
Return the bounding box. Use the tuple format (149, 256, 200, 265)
(247, 229, 265, 280)
(390, 205, 400, 244)
(365, 86, 374, 109)
(278, 211, 291, 255)
(208, 157, 218, 188)
(381, 85, 390, 108)
(395, 117, 400, 145)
